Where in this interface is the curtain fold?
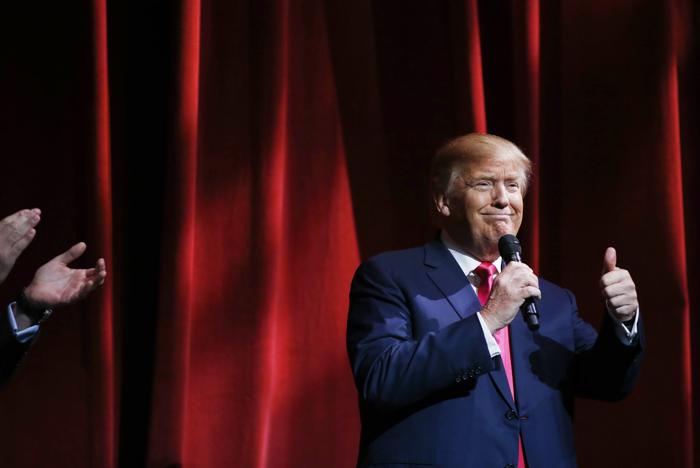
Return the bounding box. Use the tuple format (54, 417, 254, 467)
(148, 0, 361, 465)
(450, 0, 488, 134)
(88, 0, 117, 465)
(513, 0, 541, 269)
(147, 0, 202, 462)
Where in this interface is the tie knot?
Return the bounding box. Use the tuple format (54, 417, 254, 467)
(474, 262, 497, 282)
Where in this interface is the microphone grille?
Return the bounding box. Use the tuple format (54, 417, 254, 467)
(498, 234, 522, 258)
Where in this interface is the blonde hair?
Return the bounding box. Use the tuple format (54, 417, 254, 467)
(430, 133, 532, 197)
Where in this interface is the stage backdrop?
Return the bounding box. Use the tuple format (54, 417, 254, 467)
(0, 1, 698, 467)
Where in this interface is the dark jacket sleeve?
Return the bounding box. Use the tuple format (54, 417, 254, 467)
(347, 258, 494, 412)
(569, 290, 645, 401)
(0, 307, 33, 386)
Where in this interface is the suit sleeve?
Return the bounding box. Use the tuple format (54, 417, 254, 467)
(0, 307, 33, 386)
(568, 290, 645, 400)
(347, 258, 494, 412)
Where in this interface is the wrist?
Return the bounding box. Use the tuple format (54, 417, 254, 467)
(611, 309, 636, 325)
(17, 288, 52, 324)
(622, 314, 636, 327)
(480, 307, 504, 334)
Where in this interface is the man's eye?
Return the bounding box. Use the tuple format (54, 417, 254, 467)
(507, 182, 520, 192)
(474, 181, 492, 190)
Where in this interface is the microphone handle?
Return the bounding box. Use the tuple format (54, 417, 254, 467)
(522, 299, 540, 330)
(506, 253, 540, 331)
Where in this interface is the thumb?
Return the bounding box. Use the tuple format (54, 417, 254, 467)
(602, 247, 617, 274)
(55, 242, 87, 265)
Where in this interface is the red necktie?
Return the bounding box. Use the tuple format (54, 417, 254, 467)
(474, 262, 526, 468)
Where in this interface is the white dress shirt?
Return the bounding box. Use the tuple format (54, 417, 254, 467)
(6, 302, 40, 344)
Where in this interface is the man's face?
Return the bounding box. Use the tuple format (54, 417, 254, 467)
(442, 149, 525, 259)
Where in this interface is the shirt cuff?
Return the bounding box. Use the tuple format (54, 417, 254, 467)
(476, 312, 501, 358)
(607, 307, 639, 346)
(7, 302, 40, 344)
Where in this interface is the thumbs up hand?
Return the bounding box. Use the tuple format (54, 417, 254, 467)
(600, 247, 638, 323)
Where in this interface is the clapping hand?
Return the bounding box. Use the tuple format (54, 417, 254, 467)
(23, 242, 107, 309)
(0, 209, 41, 284)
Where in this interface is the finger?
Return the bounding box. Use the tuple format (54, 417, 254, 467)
(509, 267, 538, 285)
(82, 274, 107, 295)
(504, 261, 533, 271)
(55, 242, 87, 264)
(610, 304, 637, 319)
(12, 228, 37, 253)
(600, 269, 632, 289)
(0, 209, 26, 225)
(21, 209, 41, 228)
(11, 209, 40, 228)
(606, 294, 638, 308)
(82, 279, 97, 294)
(603, 284, 635, 302)
(525, 271, 539, 286)
(603, 268, 630, 281)
(524, 286, 542, 300)
(602, 247, 616, 274)
(93, 271, 106, 286)
(84, 265, 107, 285)
(0, 210, 38, 239)
(497, 261, 534, 280)
(601, 277, 635, 296)
(85, 265, 107, 280)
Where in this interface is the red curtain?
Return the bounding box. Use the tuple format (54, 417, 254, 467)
(0, 0, 698, 467)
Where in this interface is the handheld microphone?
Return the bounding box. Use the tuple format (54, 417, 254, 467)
(498, 234, 540, 331)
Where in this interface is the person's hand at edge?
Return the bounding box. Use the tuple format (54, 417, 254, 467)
(0, 208, 41, 284)
(21, 242, 107, 312)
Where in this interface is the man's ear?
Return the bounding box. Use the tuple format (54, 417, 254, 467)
(434, 193, 451, 217)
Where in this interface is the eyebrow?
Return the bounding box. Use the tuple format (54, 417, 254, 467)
(465, 173, 522, 181)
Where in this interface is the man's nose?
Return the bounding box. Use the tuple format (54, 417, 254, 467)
(491, 184, 509, 207)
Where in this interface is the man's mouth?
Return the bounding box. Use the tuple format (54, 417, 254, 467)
(482, 213, 513, 219)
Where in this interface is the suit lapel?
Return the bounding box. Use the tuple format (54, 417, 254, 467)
(424, 240, 481, 320)
(488, 359, 516, 410)
(423, 239, 516, 410)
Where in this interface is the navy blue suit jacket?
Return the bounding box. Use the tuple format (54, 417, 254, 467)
(347, 239, 644, 468)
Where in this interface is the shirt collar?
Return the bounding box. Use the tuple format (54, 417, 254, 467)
(440, 230, 503, 278)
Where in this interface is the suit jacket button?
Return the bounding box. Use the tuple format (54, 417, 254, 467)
(505, 410, 518, 420)
(505, 464, 515, 468)
(456, 376, 461, 383)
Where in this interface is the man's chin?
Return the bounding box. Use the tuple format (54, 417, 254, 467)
(491, 222, 515, 238)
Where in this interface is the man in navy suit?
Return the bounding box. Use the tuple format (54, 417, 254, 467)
(347, 134, 643, 467)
